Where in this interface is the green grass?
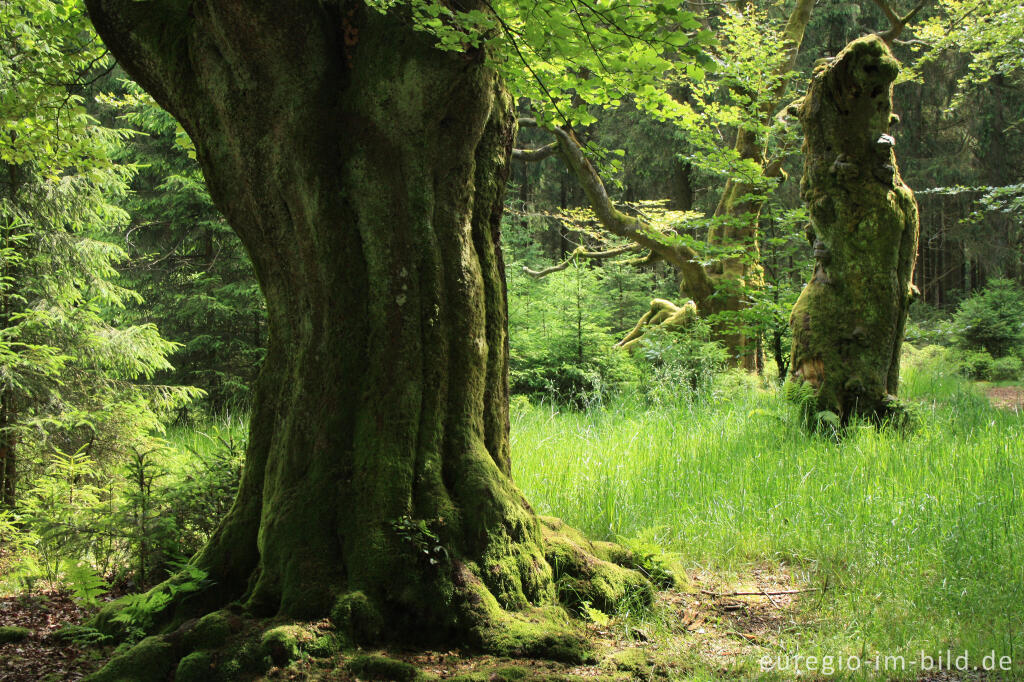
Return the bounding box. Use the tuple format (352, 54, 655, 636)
(511, 361, 1024, 674)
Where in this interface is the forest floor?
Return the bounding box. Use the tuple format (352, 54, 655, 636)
(0, 564, 991, 681)
(0, 565, 814, 681)
(0, 590, 101, 681)
(985, 384, 1024, 411)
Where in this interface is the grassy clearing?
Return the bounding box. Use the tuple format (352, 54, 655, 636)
(512, 359, 1024, 677)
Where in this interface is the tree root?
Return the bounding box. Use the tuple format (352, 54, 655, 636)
(84, 517, 654, 680)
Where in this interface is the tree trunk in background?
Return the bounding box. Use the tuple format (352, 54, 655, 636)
(789, 36, 919, 420)
(86, 1, 646, 667)
(0, 400, 14, 507)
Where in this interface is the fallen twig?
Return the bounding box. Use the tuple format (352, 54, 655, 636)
(700, 588, 821, 598)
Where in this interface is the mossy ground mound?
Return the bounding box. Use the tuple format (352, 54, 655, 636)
(0, 625, 31, 644)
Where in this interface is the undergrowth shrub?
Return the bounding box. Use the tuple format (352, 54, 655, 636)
(951, 348, 995, 380)
(632, 323, 728, 404)
(2, 419, 245, 600)
(952, 279, 1024, 358)
(990, 355, 1023, 381)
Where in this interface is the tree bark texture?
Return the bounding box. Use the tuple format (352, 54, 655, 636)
(789, 36, 919, 419)
(86, 0, 647, 659)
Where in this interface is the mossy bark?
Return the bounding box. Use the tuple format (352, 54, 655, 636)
(85, 0, 646, 668)
(789, 36, 919, 420)
(615, 299, 698, 352)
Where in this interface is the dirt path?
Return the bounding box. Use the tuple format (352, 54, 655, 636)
(986, 385, 1024, 412)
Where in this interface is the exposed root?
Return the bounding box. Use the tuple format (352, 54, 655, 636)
(84, 517, 653, 679)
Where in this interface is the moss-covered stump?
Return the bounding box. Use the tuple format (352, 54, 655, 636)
(789, 35, 919, 421)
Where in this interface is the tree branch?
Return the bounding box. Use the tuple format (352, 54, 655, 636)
(519, 118, 716, 306)
(522, 244, 640, 278)
(512, 142, 559, 162)
(872, 0, 930, 45)
(85, 0, 194, 118)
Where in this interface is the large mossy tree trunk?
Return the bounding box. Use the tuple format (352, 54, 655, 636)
(789, 36, 919, 420)
(86, 0, 647, 666)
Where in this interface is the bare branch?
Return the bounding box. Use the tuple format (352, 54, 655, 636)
(872, 0, 930, 45)
(522, 244, 640, 278)
(870, 0, 902, 29)
(512, 142, 559, 162)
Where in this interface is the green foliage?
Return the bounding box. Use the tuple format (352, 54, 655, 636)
(615, 528, 681, 589)
(915, 0, 1024, 102)
(508, 262, 641, 407)
(4, 418, 245, 594)
(64, 561, 109, 607)
(16, 447, 115, 583)
(952, 279, 1024, 358)
(391, 515, 449, 569)
(110, 564, 210, 642)
(1, 0, 200, 523)
(368, 0, 713, 129)
(0, 626, 30, 644)
(101, 82, 266, 412)
(951, 348, 996, 380)
(163, 424, 245, 560)
(990, 355, 1023, 382)
(633, 324, 728, 404)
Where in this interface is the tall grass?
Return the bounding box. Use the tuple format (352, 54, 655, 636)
(511, 362, 1024, 669)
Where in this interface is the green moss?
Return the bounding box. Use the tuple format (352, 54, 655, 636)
(607, 648, 658, 680)
(261, 624, 314, 666)
(180, 610, 234, 651)
(84, 636, 177, 682)
(490, 665, 530, 680)
(445, 666, 540, 682)
(455, 561, 594, 663)
(0, 626, 30, 644)
(346, 654, 424, 681)
(330, 590, 383, 644)
(306, 632, 344, 657)
(91, 597, 129, 639)
(539, 518, 654, 614)
(218, 638, 268, 679)
(175, 650, 215, 682)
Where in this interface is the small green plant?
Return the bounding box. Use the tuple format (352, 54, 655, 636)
(391, 515, 449, 568)
(51, 624, 114, 646)
(783, 377, 818, 426)
(580, 600, 611, 626)
(111, 564, 210, 642)
(617, 527, 681, 589)
(63, 560, 109, 607)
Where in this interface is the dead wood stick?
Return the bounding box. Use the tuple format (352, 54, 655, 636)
(700, 588, 821, 597)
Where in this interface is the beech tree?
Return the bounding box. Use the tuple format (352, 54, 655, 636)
(82, 0, 705, 676)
